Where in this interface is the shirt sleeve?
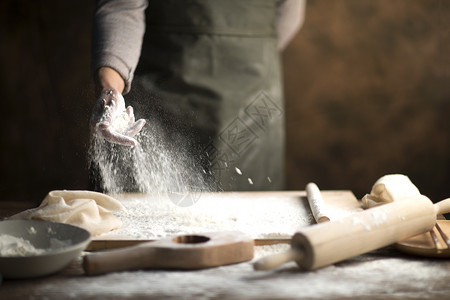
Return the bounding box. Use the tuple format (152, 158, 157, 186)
(276, 0, 306, 51)
(92, 0, 148, 94)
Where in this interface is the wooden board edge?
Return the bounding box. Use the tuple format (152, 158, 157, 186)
(87, 238, 291, 251)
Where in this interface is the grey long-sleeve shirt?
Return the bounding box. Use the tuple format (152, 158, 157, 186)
(92, 0, 305, 94)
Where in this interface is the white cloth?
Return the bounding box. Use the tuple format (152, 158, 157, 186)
(11, 190, 125, 236)
(361, 174, 421, 208)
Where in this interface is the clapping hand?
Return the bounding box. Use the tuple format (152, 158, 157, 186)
(90, 89, 146, 146)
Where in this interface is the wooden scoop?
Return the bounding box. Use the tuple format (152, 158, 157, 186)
(254, 196, 450, 271)
(83, 231, 253, 275)
(395, 219, 450, 258)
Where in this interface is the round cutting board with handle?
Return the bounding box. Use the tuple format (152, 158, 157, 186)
(83, 231, 254, 275)
(395, 219, 450, 258)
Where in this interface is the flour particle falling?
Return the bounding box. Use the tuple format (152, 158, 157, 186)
(235, 167, 242, 175)
(89, 121, 211, 201)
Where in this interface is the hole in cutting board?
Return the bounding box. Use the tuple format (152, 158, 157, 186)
(173, 235, 210, 244)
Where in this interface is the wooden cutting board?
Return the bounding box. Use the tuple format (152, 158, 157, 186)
(88, 191, 362, 250)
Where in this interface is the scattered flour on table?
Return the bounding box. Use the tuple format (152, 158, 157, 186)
(97, 193, 313, 239)
(33, 246, 450, 299)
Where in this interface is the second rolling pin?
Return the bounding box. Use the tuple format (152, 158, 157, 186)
(306, 182, 330, 223)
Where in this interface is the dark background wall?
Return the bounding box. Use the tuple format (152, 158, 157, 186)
(1, 0, 449, 204)
(284, 0, 450, 201)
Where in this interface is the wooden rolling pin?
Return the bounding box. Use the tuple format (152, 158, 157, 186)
(306, 182, 330, 223)
(254, 195, 450, 271)
(84, 231, 254, 275)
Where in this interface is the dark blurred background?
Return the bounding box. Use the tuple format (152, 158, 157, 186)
(1, 0, 449, 204)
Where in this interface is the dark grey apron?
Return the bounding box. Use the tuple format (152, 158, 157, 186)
(129, 0, 285, 191)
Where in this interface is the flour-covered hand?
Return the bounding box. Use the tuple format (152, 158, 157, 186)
(90, 90, 146, 146)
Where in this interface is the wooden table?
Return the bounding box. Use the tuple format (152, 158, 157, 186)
(1, 192, 450, 299)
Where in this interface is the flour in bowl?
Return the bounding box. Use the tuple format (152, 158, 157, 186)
(0, 234, 45, 256)
(0, 234, 72, 257)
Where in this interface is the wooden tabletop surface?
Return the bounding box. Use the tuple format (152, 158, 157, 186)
(1, 193, 450, 299)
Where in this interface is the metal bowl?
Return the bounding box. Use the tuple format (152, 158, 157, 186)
(0, 219, 91, 279)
